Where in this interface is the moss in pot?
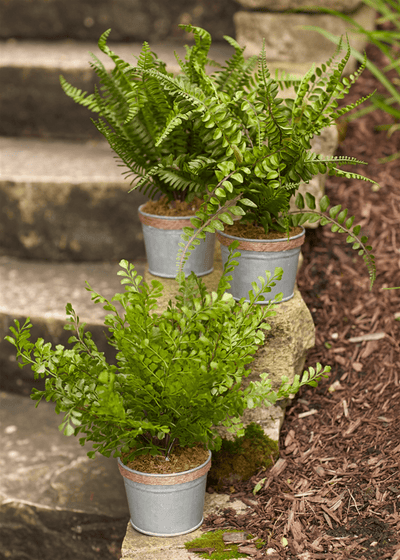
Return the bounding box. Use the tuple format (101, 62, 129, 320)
(6, 247, 329, 535)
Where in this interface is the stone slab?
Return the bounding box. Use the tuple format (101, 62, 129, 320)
(0, 0, 237, 42)
(0, 392, 129, 517)
(0, 137, 147, 261)
(0, 38, 340, 140)
(121, 493, 253, 559)
(234, 3, 376, 71)
(234, 0, 363, 12)
(0, 40, 234, 139)
(0, 391, 130, 560)
(0, 257, 145, 394)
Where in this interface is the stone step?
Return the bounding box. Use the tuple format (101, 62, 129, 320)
(1, 250, 314, 558)
(0, 0, 236, 43)
(0, 136, 148, 261)
(0, 392, 258, 560)
(0, 391, 130, 560)
(0, 256, 145, 395)
(0, 40, 235, 139)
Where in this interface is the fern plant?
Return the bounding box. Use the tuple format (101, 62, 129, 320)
(60, 25, 376, 286)
(301, 0, 400, 162)
(60, 29, 213, 202)
(59, 25, 260, 203)
(6, 249, 330, 460)
(153, 28, 376, 287)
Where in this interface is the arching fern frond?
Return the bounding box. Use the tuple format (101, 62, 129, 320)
(292, 193, 376, 289)
(59, 76, 100, 113)
(213, 35, 258, 95)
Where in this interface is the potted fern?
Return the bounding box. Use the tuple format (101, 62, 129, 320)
(132, 26, 375, 299)
(60, 29, 220, 278)
(6, 249, 329, 537)
(60, 24, 376, 292)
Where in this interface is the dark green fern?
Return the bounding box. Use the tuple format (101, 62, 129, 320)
(60, 25, 377, 286)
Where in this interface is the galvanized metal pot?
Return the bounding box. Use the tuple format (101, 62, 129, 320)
(217, 227, 305, 303)
(118, 451, 212, 537)
(138, 205, 215, 278)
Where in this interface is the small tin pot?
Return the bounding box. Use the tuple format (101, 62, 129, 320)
(118, 451, 211, 537)
(217, 227, 305, 303)
(138, 205, 215, 278)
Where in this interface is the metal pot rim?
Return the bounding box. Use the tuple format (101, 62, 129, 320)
(118, 450, 212, 485)
(216, 226, 305, 244)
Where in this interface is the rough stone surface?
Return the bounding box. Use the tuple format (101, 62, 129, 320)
(0, 137, 147, 261)
(121, 494, 253, 559)
(245, 286, 315, 388)
(0, 0, 236, 42)
(0, 257, 145, 394)
(234, 4, 376, 71)
(0, 392, 130, 560)
(233, 0, 363, 12)
(0, 41, 234, 139)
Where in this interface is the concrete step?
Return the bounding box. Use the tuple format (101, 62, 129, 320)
(0, 390, 260, 560)
(0, 40, 235, 139)
(0, 251, 296, 558)
(0, 0, 236, 43)
(0, 256, 145, 395)
(0, 391, 130, 560)
(0, 255, 309, 558)
(0, 137, 148, 261)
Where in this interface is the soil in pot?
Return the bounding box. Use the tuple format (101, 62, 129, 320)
(120, 443, 209, 474)
(222, 222, 303, 240)
(141, 196, 204, 217)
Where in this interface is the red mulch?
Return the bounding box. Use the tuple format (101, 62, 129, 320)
(203, 35, 400, 560)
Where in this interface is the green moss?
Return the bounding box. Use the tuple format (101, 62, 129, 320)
(184, 530, 249, 559)
(208, 423, 279, 489)
(255, 538, 266, 549)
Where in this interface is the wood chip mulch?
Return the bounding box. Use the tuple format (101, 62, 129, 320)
(203, 37, 400, 560)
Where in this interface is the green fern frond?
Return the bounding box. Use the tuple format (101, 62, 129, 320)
(274, 68, 302, 90)
(143, 69, 207, 108)
(154, 169, 204, 194)
(185, 155, 217, 174)
(214, 35, 257, 94)
(257, 39, 271, 84)
(293, 193, 376, 288)
(155, 107, 196, 147)
(328, 168, 379, 185)
(92, 118, 157, 178)
(176, 193, 244, 274)
(59, 76, 100, 112)
(331, 92, 375, 119)
(97, 29, 134, 81)
(178, 24, 212, 87)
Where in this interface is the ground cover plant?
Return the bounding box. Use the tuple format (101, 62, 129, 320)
(197, 34, 400, 560)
